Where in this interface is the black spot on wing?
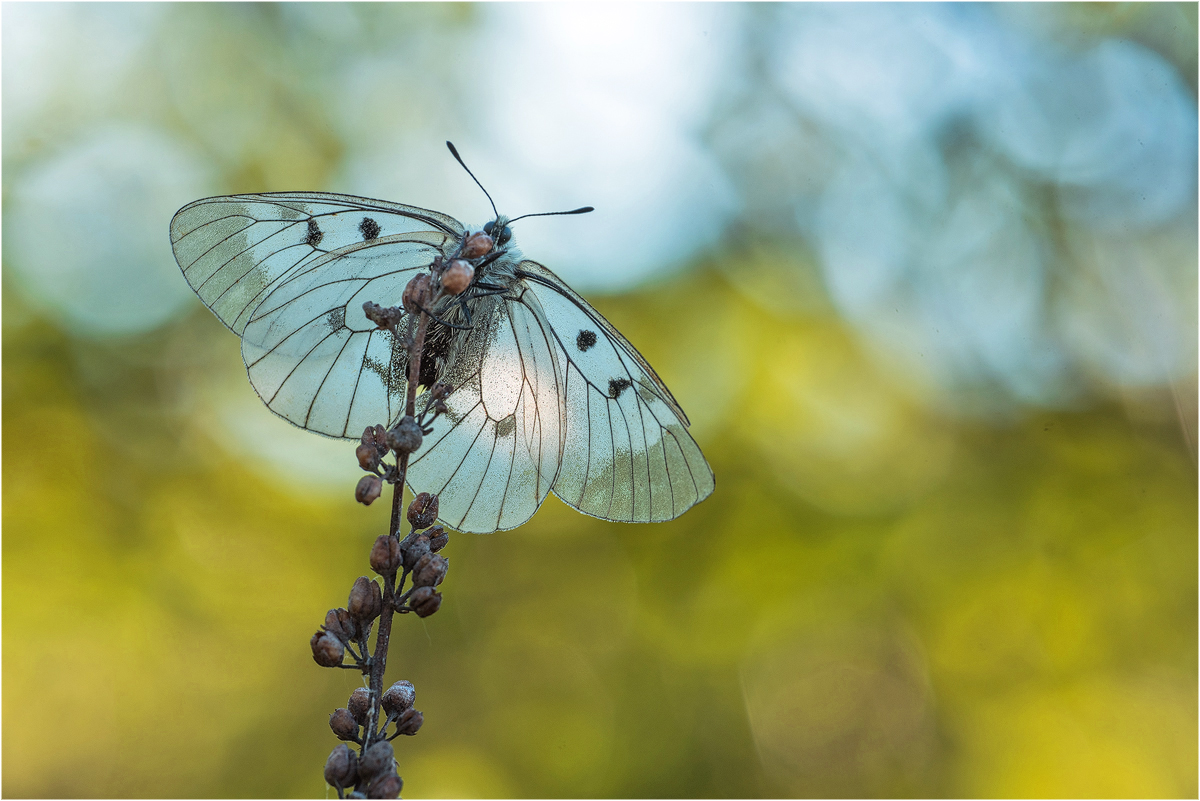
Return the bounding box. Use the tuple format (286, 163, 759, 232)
(325, 306, 346, 331)
(608, 377, 632, 399)
(496, 414, 516, 437)
(359, 217, 380, 241)
(577, 329, 597, 351)
(306, 218, 324, 247)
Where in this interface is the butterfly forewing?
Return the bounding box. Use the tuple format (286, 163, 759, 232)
(170, 193, 463, 334)
(512, 261, 714, 523)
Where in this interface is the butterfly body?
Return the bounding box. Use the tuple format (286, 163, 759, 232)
(172, 190, 714, 533)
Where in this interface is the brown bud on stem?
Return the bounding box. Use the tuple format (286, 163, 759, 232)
(362, 302, 404, 330)
(407, 492, 439, 529)
(394, 708, 424, 736)
(335, 608, 358, 641)
(412, 552, 449, 588)
(356, 475, 383, 505)
(329, 708, 360, 741)
(324, 744, 360, 790)
(441, 259, 474, 295)
(427, 524, 449, 552)
(323, 609, 348, 641)
(386, 416, 423, 455)
(356, 443, 381, 472)
(368, 774, 403, 799)
(461, 232, 494, 259)
(311, 631, 345, 667)
(348, 576, 383, 624)
(348, 687, 372, 725)
(408, 586, 442, 617)
(400, 533, 431, 571)
(381, 680, 415, 715)
(370, 535, 403, 575)
(362, 424, 388, 451)
(402, 274, 432, 315)
(359, 740, 395, 783)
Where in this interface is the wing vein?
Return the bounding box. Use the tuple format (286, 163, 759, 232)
(304, 330, 355, 426)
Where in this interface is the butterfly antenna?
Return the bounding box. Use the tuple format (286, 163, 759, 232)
(446, 141, 498, 219)
(507, 206, 595, 224)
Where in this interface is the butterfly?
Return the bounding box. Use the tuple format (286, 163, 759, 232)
(170, 143, 714, 533)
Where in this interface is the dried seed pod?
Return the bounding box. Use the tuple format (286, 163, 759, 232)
(356, 475, 383, 505)
(356, 443, 381, 472)
(412, 552, 448, 588)
(402, 273, 432, 315)
(394, 708, 424, 736)
(407, 492, 439, 529)
(370, 535, 403, 575)
(362, 424, 389, 452)
(386, 416, 423, 455)
(311, 631, 345, 667)
(408, 586, 442, 618)
(381, 680, 415, 715)
(426, 525, 449, 552)
(358, 740, 395, 783)
(335, 608, 358, 641)
(324, 744, 359, 790)
(362, 301, 403, 330)
(441, 259, 474, 295)
(348, 577, 382, 624)
(329, 708, 359, 741)
(399, 534, 431, 572)
(348, 687, 372, 725)
(362, 301, 384, 326)
(368, 774, 403, 799)
(323, 609, 347, 641)
(430, 382, 453, 401)
(461, 232, 494, 259)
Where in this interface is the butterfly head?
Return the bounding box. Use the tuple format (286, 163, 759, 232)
(482, 217, 513, 248)
(445, 141, 592, 253)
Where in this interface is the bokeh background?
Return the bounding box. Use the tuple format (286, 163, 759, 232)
(4, 3, 1197, 798)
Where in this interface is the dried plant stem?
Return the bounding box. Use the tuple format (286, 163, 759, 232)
(388, 311, 430, 540)
(323, 274, 457, 797)
(367, 310, 431, 749)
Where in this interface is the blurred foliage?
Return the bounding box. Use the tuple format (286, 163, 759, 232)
(3, 3, 1197, 799)
(5, 264, 1195, 797)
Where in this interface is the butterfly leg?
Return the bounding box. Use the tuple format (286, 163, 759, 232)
(473, 250, 507, 273)
(457, 299, 474, 329)
(416, 304, 473, 331)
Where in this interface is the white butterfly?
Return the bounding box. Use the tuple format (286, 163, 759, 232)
(170, 148, 714, 533)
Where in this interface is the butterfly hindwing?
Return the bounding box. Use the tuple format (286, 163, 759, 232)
(408, 293, 565, 533)
(170, 192, 464, 335)
(512, 261, 715, 523)
(241, 232, 455, 438)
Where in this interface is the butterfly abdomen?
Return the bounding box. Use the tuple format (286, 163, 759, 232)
(418, 319, 454, 389)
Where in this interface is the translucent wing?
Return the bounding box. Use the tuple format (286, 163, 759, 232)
(408, 294, 565, 533)
(171, 191, 712, 531)
(241, 231, 454, 438)
(170, 192, 463, 334)
(512, 261, 714, 523)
